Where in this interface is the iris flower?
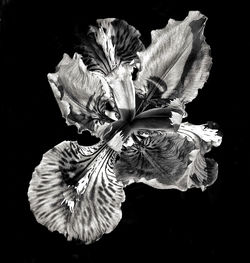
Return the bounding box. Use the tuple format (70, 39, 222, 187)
(28, 11, 222, 244)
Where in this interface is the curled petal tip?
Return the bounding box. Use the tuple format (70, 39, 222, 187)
(47, 53, 114, 138)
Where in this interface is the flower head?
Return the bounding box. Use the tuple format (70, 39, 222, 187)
(28, 11, 222, 244)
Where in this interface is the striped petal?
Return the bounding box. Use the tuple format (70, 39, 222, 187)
(48, 53, 117, 138)
(115, 132, 195, 189)
(78, 18, 144, 75)
(115, 122, 221, 191)
(134, 11, 212, 108)
(28, 141, 125, 244)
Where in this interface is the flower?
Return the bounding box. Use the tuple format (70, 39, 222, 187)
(28, 11, 222, 244)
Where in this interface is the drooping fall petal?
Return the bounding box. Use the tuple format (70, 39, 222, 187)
(115, 132, 195, 190)
(134, 11, 212, 108)
(115, 122, 221, 191)
(78, 18, 145, 75)
(48, 53, 116, 138)
(28, 141, 125, 244)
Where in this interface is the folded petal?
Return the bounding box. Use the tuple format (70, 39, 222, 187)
(177, 122, 222, 190)
(78, 18, 144, 75)
(134, 11, 212, 107)
(178, 122, 222, 147)
(28, 141, 125, 244)
(106, 65, 136, 121)
(101, 65, 137, 150)
(48, 53, 116, 138)
(115, 122, 221, 191)
(131, 107, 183, 133)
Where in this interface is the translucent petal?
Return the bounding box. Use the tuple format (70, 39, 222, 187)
(134, 11, 212, 107)
(78, 18, 145, 75)
(28, 141, 125, 244)
(48, 53, 116, 138)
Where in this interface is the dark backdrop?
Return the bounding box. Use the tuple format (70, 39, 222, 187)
(1, 0, 247, 262)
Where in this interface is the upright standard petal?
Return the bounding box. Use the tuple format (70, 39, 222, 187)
(78, 18, 144, 75)
(101, 65, 137, 152)
(106, 65, 136, 121)
(134, 11, 212, 108)
(28, 141, 125, 244)
(48, 53, 116, 138)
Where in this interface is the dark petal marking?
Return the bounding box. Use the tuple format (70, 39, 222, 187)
(77, 18, 144, 75)
(28, 141, 125, 244)
(135, 11, 212, 109)
(116, 121, 221, 191)
(115, 132, 194, 188)
(48, 53, 113, 139)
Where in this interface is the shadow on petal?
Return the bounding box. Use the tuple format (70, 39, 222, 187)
(135, 11, 212, 108)
(115, 121, 221, 191)
(48, 53, 115, 138)
(115, 132, 195, 190)
(77, 18, 145, 75)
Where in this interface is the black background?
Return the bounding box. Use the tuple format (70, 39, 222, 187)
(1, 0, 247, 262)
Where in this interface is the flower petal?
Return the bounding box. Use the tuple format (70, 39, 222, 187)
(106, 65, 136, 120)
(115, 122, 221, 191)
(131, 107, 183, 133)
(28, 141, 125, 244)
(115, 132, 195, 189)
(178, 122, 222, 147)
(134, 11, 212, 106)
(78, 18, 144, 75)
(104, 101, 185, 153)
(48, 53, 116, 138)
(177, 122, 222, 190)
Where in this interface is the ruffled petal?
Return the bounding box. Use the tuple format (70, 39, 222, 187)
(115, 122, 221, 191)
(134, 11, 212, 107)
(177, 122, 222, 190)
(78, 18, 144, 75)
(178, 122, 222, 147)
(48, 53, 116, 138)
(28, 141, 125, 244)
